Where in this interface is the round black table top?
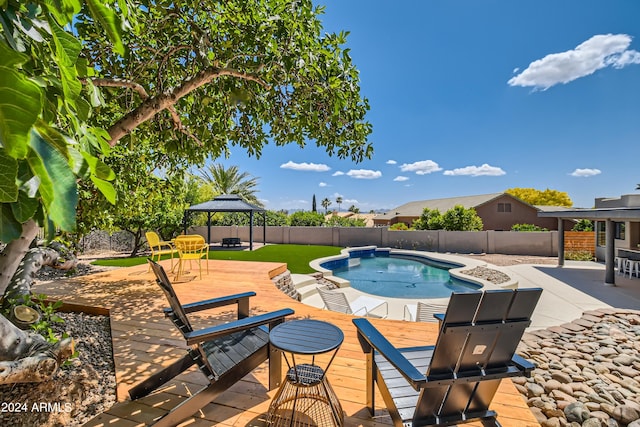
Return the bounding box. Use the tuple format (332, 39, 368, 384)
(269, 319, 344, 355)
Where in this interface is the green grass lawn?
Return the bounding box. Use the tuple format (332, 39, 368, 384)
(91, 244, 342, 274)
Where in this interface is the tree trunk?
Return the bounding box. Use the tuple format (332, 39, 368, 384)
(0, 226, 78, 384)
(0, 219, 39, 296)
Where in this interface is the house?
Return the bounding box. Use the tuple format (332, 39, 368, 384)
(325, 211, 376, 227)
(373, 192, 576, 231)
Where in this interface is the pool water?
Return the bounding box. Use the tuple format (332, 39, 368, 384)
(330, 256, 479, 299)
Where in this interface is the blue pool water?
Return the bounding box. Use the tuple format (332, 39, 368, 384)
(327, 255, 480, 299)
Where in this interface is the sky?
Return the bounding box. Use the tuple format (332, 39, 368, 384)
(214, 0, 640, 212)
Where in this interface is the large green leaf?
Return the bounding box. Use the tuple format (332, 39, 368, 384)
(0, 147, 18, 202)
(29, 130, 77, 231)
(0, 66, 43, 158)
(82, 151, 115, 180)
(0, 203, 22, 242)
(49, 17, 82, 103)
(34, 119, 70, 159)
(0, 40, 29, 67)
(86, 0, 125, 56)
(90, 175, 116, 204)
(11, 190, 39, 222)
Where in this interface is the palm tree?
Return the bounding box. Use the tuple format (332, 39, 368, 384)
(321, 197, 331, 214)
(198, 164, 263, 207)
(336, 196, 343, 212)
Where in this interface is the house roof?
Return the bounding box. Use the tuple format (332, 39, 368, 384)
(186, 194, 265, 213)
(374, 193, 508, 220)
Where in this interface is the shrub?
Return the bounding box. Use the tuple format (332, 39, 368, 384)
(389, 223, 409, 230)
(565, 250, 594, 261)
(572, 219, 594, 231)
(288, 211, 325, 226)
(511, 223, 548, 232)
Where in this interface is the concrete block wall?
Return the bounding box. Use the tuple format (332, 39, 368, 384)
(189, 226, 561, 256)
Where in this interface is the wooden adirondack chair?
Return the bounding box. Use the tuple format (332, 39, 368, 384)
(354, 288, 542, 427)
(130, 260, 295, 427)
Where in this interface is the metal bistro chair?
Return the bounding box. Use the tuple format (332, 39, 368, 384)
(145, 231, 178, 271)
(317, 286, 388, 318)
(130, 260, 294, 427)
(174, 234, 209, 280)
(354, 288, 542, 427)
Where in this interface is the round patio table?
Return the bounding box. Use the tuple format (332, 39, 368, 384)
(266, 319, 344, 427)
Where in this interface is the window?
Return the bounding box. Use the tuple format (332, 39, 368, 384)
(615, 222, 625, 240)
(497, 203, 511, 213)
(597, 222, 606, 247)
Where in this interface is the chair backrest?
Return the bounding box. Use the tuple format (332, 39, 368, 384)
(148, 259, 193, 334)
(413, 288, 542, 424)
(145, 231, 161, 249)
(415, 302, 448, 323)
(174, 235, 206, 257)
(317, 287, 353, 314)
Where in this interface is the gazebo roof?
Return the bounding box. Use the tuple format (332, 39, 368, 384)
(186, 194, 265, 213)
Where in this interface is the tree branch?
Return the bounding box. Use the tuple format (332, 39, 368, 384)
(105, 67, 271, 145)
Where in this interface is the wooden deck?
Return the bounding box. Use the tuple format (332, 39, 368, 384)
(33, 260, 539, 427)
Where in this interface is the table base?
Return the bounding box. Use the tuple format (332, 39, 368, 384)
(267, 365, 344, 427)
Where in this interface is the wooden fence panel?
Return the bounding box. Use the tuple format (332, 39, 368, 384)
(565, 231, 595, 255)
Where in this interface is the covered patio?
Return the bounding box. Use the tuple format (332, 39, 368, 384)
(32, 260, 537, 427)
(539, 207, 640, 286)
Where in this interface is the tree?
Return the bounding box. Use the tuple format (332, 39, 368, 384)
(198, 164, 262, 207)
(288, 211, 325, 226)
(348, 205, 360, 213)
(312, 194, 317, 213)
(506, 188, 573, 207)
(336, 196, 343, 212)
(572, 219, 594, 232)
(321, 198, 331, 213)
(0, 0, 372, 382)
(441, 205, 483, 231)
(413, 208, 444, 230)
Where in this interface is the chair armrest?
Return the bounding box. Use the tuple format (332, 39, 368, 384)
(164, 292, 257, 316)
(184, 308, 294, 345)
(353, 318, 426, 388)
(512, 353, 535, 375)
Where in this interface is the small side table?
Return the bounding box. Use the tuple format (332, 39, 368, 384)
(267, 319, 345, 427)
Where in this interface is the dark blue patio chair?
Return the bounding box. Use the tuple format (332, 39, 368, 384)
(353, 288, 542, 427)
(129, 260, 294, 427)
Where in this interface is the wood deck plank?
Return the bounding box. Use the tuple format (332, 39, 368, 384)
(33, 259, 538, 426)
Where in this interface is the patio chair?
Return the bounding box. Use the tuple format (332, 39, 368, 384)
(403, 301, 449, 322)
(317, 286, 388, 318)
(173, 234, 209, 280)
(145, 231, 178, 271)
(130, 260, 295, 427)
(353, 288, 542, 427)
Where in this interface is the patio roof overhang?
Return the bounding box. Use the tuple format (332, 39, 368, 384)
(538, 207, 640, 286)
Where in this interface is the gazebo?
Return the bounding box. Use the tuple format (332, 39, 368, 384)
(183, 194, 266, 250)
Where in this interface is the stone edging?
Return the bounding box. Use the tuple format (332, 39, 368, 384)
(516, 308, 640, 427)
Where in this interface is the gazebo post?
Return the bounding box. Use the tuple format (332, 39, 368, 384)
(263, 211, 266, 244)
(249, 210, 254, 250)
(207, 212, 212, 245)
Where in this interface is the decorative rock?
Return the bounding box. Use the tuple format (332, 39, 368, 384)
(582, 419, 605, 427)
(553, 372, 574, 384)
(612, 405, 640, 425)
(527, 382, 546, 397)
(542, 417, 562, 427)
(565, 402, 590, 423)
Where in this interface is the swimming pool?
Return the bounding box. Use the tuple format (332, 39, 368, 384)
(319, 250, 481, 299)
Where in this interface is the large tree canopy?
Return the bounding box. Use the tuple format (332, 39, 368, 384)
(0, 0, 373, 382)
(505, 187, 573, 207)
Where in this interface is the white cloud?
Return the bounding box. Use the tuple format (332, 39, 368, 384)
(280, 161, 330, 172)
(400, 160, 442, 175)
(319, 182, 328, 187)
(570, 168, 601, 177)
(346, 169, 382, 179)
(508, 34, 640, 90)
(386, 159, 397, 165)
(393, 176, 409, 182)
(443, 163, 506, 177)
(332, 171, 345, 176)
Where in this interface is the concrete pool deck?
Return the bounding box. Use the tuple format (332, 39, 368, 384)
(301, 252, 640, 329)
